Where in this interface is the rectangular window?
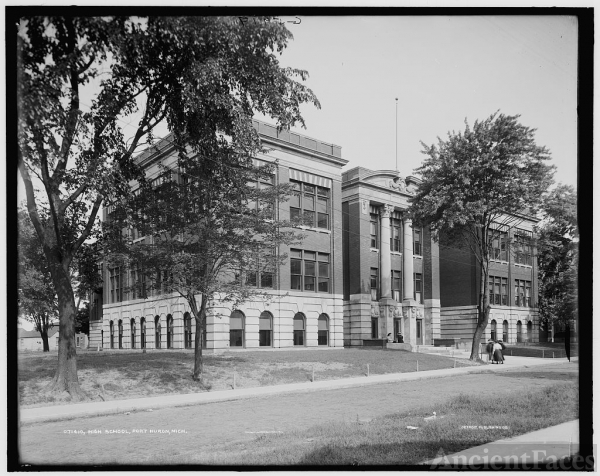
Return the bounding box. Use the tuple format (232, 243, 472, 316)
(244, 247, 275, 289)
(109, 267, 122, 303)
(491, 230, 508, 261)
(247, 169, 275, 218)
(290, 249, 330, 293)
(370, 214, 379, 249)
(290, 249, 302, 290)
(488, 276, 508, 305)
(392, 270, 402, 302)
(413, 227, 422, 256)
(514, 279, 532, 307)
(414, 273, 422, 303)
(370, 268, 378, 301)
(131, 263, 146, 300)
(514, 233, 533, 265)
(259, 315, 272, 347)
(391, 218, 402, 252)
(289, 180, 330, 229)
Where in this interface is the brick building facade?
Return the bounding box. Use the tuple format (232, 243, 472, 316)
(88, 121, 348, 351)
(439, 218, 540, 344)
(341, 167, 440, 347)
(89, 123, 540, 352)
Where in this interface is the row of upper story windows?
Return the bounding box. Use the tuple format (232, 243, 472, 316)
(490, 230, 533, 265)
(106, 247, 331, 304)
(488, 275, 533, 307)
(369, 214, 423, 256)
(370, 268, 423, 304)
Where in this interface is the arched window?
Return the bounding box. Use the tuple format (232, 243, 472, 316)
(293, 313, 305, 346)
(318, 314, 329, 346)
(502, 320, 508, 343)
(155, 315, 161, 349)
(490, 320, 497, 341)
(259, 311, 273, 347)
(140, 317, 146, 349)
(184, 312, 193, 349)
(230, 310, 245, 348)
(118, 320, 123, 349)
(166, 314, 173, 349)
(131, 319, 136, 349)
(109, 321, 114, 349)
(527, 321, 533, 342)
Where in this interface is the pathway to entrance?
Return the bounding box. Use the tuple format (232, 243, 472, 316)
(19, 362, 577, 465)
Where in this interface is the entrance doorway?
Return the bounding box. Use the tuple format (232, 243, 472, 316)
(416, 319, 423, 345)
(393, 318, 402, 342)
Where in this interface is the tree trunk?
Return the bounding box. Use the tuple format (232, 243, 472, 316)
(41, 329, 50, 352)
(190, 293, 208, 381)
(470, 234, 491, 361)
(47, 261, 84, 400)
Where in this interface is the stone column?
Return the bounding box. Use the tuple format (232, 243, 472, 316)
(403, 218, 414, 300)
(379, 205, 393, 299)
(378, 205, 395, 341)
(402, 217, 417, 345)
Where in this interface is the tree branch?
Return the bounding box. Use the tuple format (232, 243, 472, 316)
(69, 195, 103, 265)
(53, 17, 80, 180)
(18, 155, 47, 247)
(60, 181, 89, 213)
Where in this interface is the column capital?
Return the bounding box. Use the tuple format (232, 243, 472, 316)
(380, 204, 394, 218)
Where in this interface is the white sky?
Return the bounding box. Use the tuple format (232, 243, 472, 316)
(259, 15, 578, 187)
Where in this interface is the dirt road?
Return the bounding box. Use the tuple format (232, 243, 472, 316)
(18, 363, 577, 465)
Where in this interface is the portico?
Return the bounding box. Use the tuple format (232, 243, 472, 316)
(342, 167, 438, 349)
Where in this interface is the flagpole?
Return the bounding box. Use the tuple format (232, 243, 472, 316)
(395, 98, 398, 172)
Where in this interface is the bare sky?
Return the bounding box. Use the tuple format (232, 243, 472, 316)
(261, 15, 578, 187)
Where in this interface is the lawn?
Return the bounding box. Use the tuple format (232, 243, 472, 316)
(18, 348, 480, 407)
(188, 382, 578, 466)
(503, 343, 577, 359)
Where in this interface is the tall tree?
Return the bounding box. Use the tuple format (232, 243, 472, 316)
(105, 159, 303, 380)
(17, 16, 319, 398)
(536, 184, 578, 338)
(18, 210, 58, 352)
(409, 112, 555, 361)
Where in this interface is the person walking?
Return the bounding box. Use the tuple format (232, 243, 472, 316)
(565, 324, 571, 362)
(492, 340, 504, 364)
(486, 339, 495, 362)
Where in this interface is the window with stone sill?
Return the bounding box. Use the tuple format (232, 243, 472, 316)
(414, 272, 423, 303)
(289, 181, 330, 230)
(413, 227, 423, 256)
(370, 268, 379, 301)
(488, 275, 508, 306)
(370, 214, 379, 249)
(514, 279, 532, 307)
(391, 218, 402, 252)
(247, 171, 275, 219)
(514, 232, 533, 266)
(290, 249, 330, 293)
(392, 270, 402, 302)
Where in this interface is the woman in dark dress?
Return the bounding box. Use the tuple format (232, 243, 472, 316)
(492, 340, 504, 364)
(486, 339, 495, 362)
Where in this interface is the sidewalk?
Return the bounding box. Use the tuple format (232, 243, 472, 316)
(20, 356, 573, 425)
(425, 420, 581, 469)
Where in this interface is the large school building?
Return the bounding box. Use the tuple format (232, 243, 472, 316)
(88, 121, 540, 351)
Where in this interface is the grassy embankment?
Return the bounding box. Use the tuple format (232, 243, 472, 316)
(18, 348, 480, 407)
(190, 383, 578, 466)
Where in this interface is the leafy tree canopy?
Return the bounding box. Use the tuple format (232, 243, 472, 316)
(410, 112, 555, 360)
(537, 184, 578, 327)
(18, 15, 319, 396)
